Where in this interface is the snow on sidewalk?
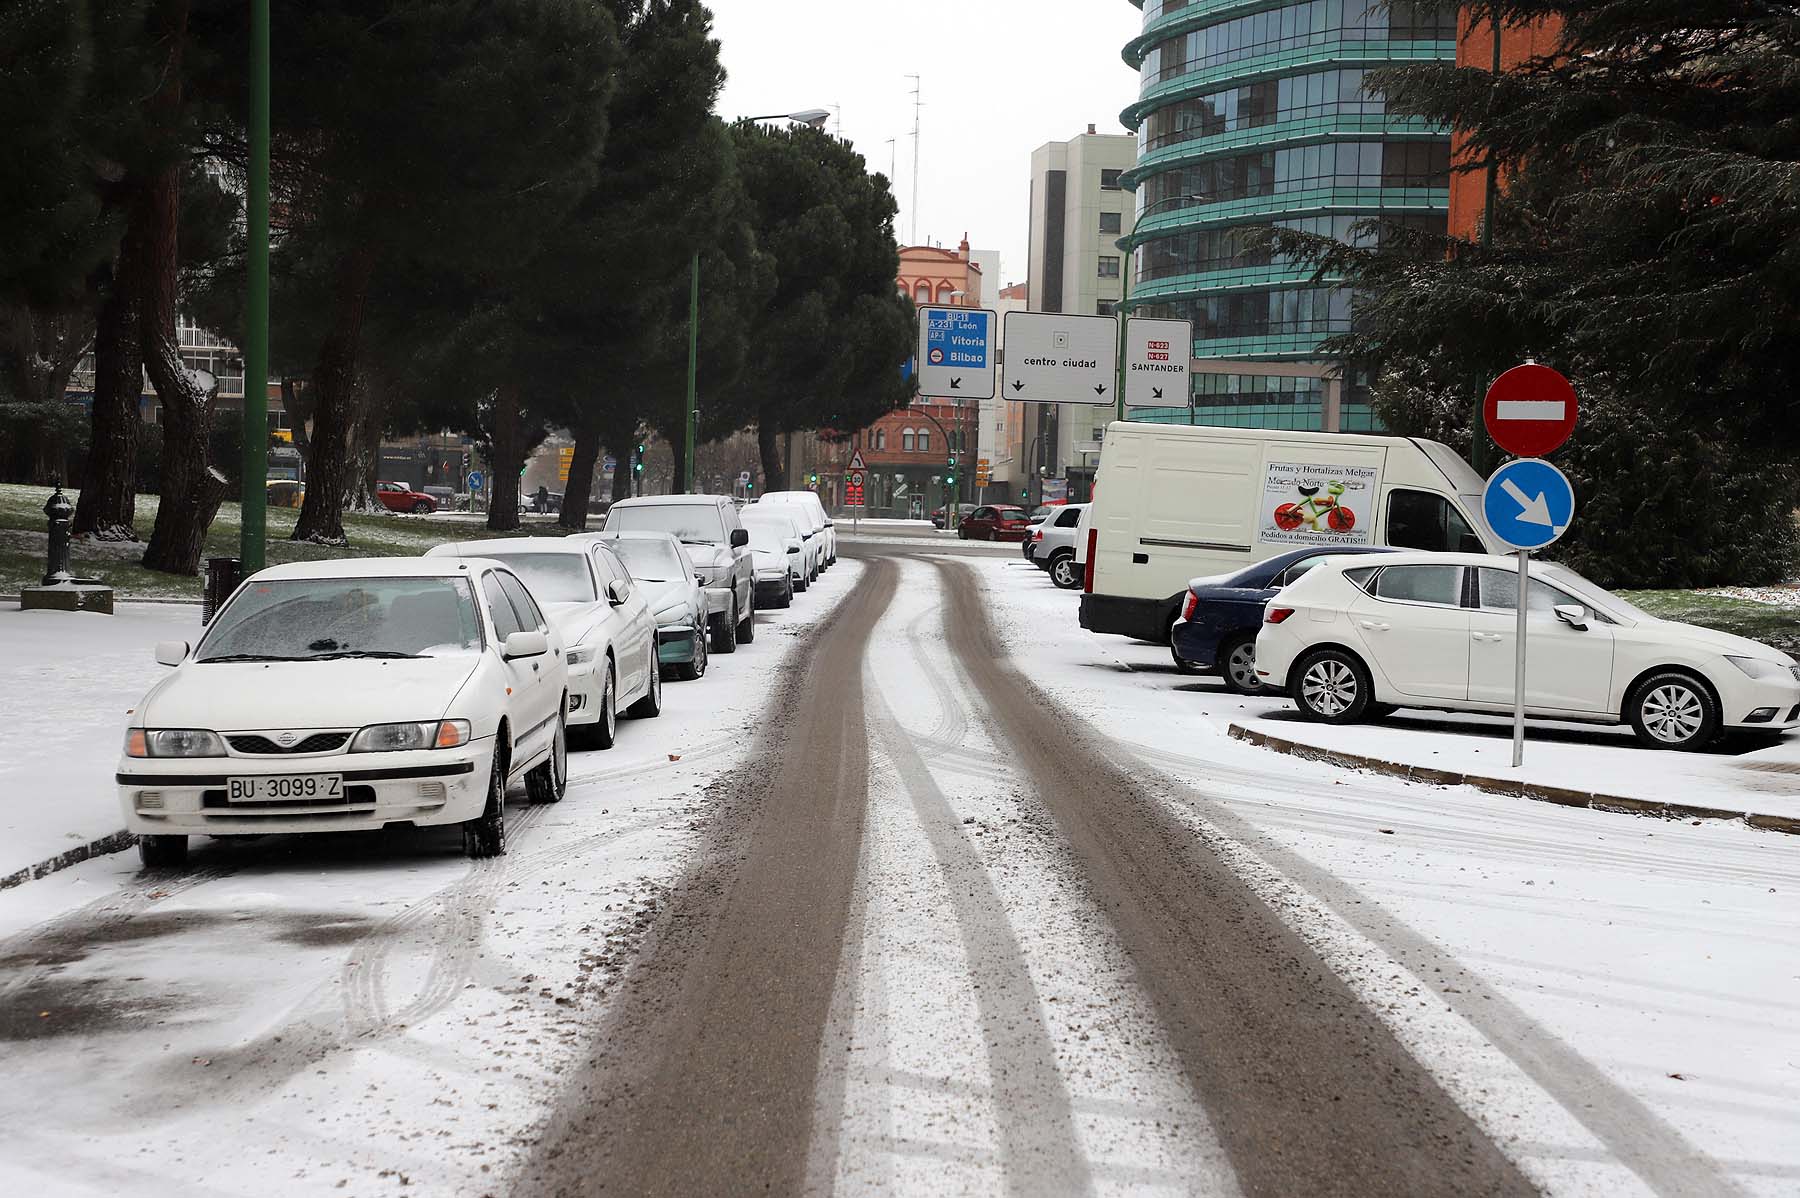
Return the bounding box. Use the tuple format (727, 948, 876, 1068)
(0, 602, 201, 881)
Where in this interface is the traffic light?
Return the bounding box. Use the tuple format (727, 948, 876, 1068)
(746, 479, 755, 493)
(947, 453, 957, 469)
(808, 471, 818, 486)
(633, 442, 646, 475)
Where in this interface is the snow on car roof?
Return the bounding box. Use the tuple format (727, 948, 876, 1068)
(250, 556, 498, 582)
(424, 537, 590, 557)
(609, 494, 729, 507)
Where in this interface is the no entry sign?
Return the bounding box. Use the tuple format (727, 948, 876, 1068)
(1484, 363, 1578, 457)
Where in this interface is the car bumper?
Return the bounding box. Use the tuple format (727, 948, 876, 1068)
(565, 659, 608, 726)
(1079, 593, 1174, 642)
(1170, 619, 1225, 669)
(703, 585, 734, 616)
(1722, 678, 1800, 729)
(656, 624, 701, 665)
(117, 739, 493, 836)
(1022, 540, 1039, 562)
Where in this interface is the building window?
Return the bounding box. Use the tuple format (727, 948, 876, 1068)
(901, 428, 915, 452)
(1099, 211, 1122, 235)
(875, 429, 887, 450)
(1098, 256, 1121, 279)
(1097, 302, 1117, 316)
(914, 282, 931, 305)
(1101, 169, 1123, 190)
(917, 429, 930, 454)
(936, 283, 955, 303)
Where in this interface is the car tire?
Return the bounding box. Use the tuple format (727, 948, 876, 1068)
(1218, 635, 1264, 695)
(628, 649, 663, 717)
(138, 833, 187, 869)
(1628, 670, 1720, 751)
(413, 500, 434, 515)
(1292, 648, 1374, 724)
(1048, 552, 1081, 590)
(712, 600, 738, 654)
(737, 591, 756, 643)
(674, 625, 708, 681)
(526, 712, 568, 803)
(462, 744, 507, 858)
(591, 662, 619, 748)
(795, 571, 809, 594)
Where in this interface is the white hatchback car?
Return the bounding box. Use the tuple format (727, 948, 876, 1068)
(1255, 551, 1800, 750)
(759, 491, 836, 566)
(426, 537, 660, 748)
(118, 558, 570, 867)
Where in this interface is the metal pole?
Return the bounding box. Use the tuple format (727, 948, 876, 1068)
(1114, 257, 1130, 423)
(1471, 17, 1504, 477)
(239, 0, 271, 572)
(1513, 548, 1529, 767)
(685, 252, 699, 493)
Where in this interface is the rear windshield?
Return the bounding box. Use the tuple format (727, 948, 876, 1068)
(477, 553, 595, 605)
(743, 522, 789, 553)
(200, 577, 483, 661)
(608, 538, 684, 583)
(608, 503, 726, 545)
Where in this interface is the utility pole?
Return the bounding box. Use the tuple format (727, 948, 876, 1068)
(907, 74, 922, 245)
(1114, 259, 1131, 423)
(239, 0, 271, 572)
(685, 253, 699, 493)
(1471, 16, 1505, 476)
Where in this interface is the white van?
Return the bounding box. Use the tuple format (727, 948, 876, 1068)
(1079, 422, 1500, 643)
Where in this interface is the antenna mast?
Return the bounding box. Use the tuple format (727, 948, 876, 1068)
(907, 74, 922, 245)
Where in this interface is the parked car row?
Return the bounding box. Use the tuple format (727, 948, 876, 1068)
(117, 490, 842, 869)
(1046, 422, 1800, 753)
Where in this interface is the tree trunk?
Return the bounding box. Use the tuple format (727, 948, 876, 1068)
(280, 375, 311, 456)
(608, 436, 633, 502)
(558, 417, 602, 531)
(486, 384, 523, 531)
(757, 418, 786, 491)
(292, 245, 377, 543)
(347, 369, 381, 511)
(72, 256, 142, 539)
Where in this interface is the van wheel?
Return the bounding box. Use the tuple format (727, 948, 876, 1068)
(1049, 552, 1081, 590)
(1628, 671, 1719, 750)
(1293, 648, 1373, 724)
(138, 834, 187, 869)
(1219, 635, 1264, 695)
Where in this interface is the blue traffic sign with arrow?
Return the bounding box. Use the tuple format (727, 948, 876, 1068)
(1482, 458, 1574, 550)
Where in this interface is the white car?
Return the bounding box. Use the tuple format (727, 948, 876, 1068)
(740, 517, 804, 609)
(743, 505, 817, 590)
(759, 490, 836, 566)
(595, 530, 710, 681)
(1254, 551, 1800, 751)
(605, 495, 756, 653)
(426, 537, 661, 748)
(117, 558, 571, 867)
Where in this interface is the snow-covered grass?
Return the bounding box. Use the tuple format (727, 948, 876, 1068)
(0, 483, 576, 600)
(979, 555, 1800, 1195)
(1621, 587, 1800, 656)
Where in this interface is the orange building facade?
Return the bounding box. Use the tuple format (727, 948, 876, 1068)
(1448, 12, 1564, 241)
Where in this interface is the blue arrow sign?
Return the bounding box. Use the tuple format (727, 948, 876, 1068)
(1482, 458, 1574, 550)
(466, 470, 485, 492)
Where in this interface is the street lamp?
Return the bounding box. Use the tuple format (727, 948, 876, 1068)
(683, 105, 830, 494)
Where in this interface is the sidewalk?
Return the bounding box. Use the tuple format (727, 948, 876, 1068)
(0, 602, 201, 885)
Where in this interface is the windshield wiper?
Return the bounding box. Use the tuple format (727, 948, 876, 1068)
(306, 650, 423, 660)
(196, 653, 306, 663)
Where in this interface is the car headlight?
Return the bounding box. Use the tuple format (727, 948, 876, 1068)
(124, 728, 226, 758)
(653, 604, 689, 626)
(349, 719, 470, 753)
(1725, 655, 1794, 681)
(567, 644, 599, 666)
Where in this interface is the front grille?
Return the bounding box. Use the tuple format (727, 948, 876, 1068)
(227, 732, 350, 755)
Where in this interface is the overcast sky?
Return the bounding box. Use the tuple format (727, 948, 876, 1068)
(710, 0, 1144, 294)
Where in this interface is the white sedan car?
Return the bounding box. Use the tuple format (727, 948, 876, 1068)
(759, 491, 835, 566)
(595, 530, 710, 681)
(426, 537, 660, 748)
(742, 505, 816, 590)
(118, 558, 570, 867)
(1255, 551, 1800, 751)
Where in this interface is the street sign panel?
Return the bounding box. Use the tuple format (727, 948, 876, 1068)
(557, 446, 574, 483)
(1485, 363, 1578, 457)
(1482, 458, 1575, 550)
(848, 449, 866, 471)
(1123, 317, 1192, 408)
(466, 470, 485, 492)
(917, 307, 997, 400)
(1001, 312, 1119, 405)
(848, 470, 864, 488)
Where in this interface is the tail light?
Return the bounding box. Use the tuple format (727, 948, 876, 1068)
(1181, 591, 1199, 621)
(1265, 607, 1296, 624)
(1083, 529, 1097, 593)
(1031, 529, 1043, 542)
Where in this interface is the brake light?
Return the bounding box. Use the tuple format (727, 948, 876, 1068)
(1083, 529, 1097, 593)
(1265, 607, 1295, 624)
(1181, 591, 1199, 621)
(1031, 529, 1043, 541)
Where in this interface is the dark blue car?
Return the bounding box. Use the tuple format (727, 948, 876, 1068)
(1170, 546, 1397, 693)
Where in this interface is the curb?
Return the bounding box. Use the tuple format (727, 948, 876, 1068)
(0, 830, 135, 892)
(1226, 724, 1800, 837)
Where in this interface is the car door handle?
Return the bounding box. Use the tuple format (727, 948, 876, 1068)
(532, 661, 540, 671)
(1471, 632, 1504, 643)
(1357, 619, 1390, 632)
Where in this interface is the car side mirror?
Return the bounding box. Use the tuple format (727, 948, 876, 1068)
(503, 630, 549, 659)
(154, 640, 190, 667)
(1553, 603, 1589, 631)
(824, 520, 835, 528)
(730, 528, 749, 548)
(606, 579, 630, 606)
(695, 573, 706, 585)
(787, 540, 801, 554)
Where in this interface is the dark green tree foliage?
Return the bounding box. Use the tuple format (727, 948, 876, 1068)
(1275, 1, 1800, 586)
(728, 123, 913, 489)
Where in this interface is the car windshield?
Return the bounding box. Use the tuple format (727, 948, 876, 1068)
(608, 504, 726, 544)
(741, 521, 789, 553)
(1536, 562, 1655, 623)
(198, 577, 483, 661)
(608, 538, 684, 583)
(478, 553, 595, 604)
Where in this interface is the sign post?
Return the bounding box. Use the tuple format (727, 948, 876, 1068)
(847, 449, 866, 533)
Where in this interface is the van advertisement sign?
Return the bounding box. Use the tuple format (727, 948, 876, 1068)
(1260, 462, 1378, 546)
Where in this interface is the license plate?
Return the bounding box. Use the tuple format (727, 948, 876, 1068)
(227, 774, 344, 802)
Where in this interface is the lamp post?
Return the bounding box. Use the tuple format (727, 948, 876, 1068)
(239, 0, 271, 571)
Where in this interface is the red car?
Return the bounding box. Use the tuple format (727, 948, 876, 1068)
(958, 504, 1031, 542)
(374, 480, 437, 514)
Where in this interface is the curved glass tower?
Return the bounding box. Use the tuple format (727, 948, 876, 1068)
(1120, 0, 1457, 430)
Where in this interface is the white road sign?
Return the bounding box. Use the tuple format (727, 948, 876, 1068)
(917, 307, 997, 400)
(1001, 312, 1119, 406)
(1124, 317, 1192, 408)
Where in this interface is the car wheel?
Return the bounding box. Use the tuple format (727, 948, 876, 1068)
(957, 527, 968, 540)
(1293, 648, 1374, 724)
(675, 623, 708, 681)
(412, 500, 434, 515)
(138, 834, 187, 869)
(738, 590, 756, 643)
(1218, 635, 1264, 695)
(526, 712, 567, 803)
(462, 743, 507, 858)
(795, 571, 809, 594)
(628, 648, 663, 717)
(591, 662, 619, 748)
(712, 600, 738, 654)
(1628, 671, 1720, 751)
(1049, 552, 1081, 590)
